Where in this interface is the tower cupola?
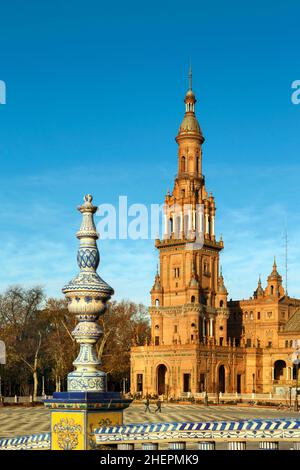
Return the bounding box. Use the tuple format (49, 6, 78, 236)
(176, 65, 204, 144)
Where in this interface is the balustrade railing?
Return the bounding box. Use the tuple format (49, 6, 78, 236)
(94, 418, 300, 451)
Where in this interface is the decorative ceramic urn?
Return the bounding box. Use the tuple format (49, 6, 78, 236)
(62, 194, 114, 392)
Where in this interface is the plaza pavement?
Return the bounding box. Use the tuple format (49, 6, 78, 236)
(0, 402, 299, 440)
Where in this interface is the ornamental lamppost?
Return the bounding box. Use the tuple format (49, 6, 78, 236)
(45, 195, 132, 450)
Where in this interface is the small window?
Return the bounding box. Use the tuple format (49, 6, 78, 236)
(174, 267, 180, 278)
(155, 324, 159, 330)
(155, 336, 160, 345)
(220, 300, 224, 307)
(285, 340, 289, 348)
(290, 340, 293, 347)
(268, 341, 272, 348)
(257, 312, 260, 320)
(191, 296, 195, 303)
(220, 337, 224, 346)
(191, 334, 194, 341)
(174, 325, 178, 333)
(155, 299, 159, 307)
(270, 285, 274, 295)
(250, 311, 253, 320)
(181, 156, 186, 172)
(246, 338, 251, 347)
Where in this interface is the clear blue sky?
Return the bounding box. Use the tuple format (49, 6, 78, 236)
(0, 0, 299, 304)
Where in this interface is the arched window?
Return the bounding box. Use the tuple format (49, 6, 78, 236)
(196, 156, 199, 173)
(220, 300, 224, 307)
(181, 156, 186, 172)
(169, 218, 173, 233)
(155, 299, 159, 307)
(274, 360, 286, 380)
(191, 296, 195, 303)
(270, 285, 274, 295)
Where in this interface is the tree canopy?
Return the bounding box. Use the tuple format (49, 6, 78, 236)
(0, 286, 150, 397)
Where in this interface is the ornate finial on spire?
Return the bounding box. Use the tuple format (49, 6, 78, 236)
(152, 264, 162, 292)
(254, 273, 264, 298)
(188, 62, 192, 90)
(273, 256, 277, 269)
(176, 64, 205, 143)
(62, 194, 114, 392)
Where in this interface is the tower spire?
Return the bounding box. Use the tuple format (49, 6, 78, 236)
(188, 62, 192, 90)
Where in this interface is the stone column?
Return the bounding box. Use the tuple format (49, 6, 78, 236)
(211, 215, 215, 237)
(198, 205, 204, 236)
(188, 208, 193, 233)
(180, 210, 184, 238)
(210, 318, 214, 337)
(205, 212, 209, 236)
(163, 213, 169, 239)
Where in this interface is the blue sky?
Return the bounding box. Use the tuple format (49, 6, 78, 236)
(0, 0, 299, 304)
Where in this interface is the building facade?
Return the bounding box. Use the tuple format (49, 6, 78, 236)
(130, 72, 300, 398)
